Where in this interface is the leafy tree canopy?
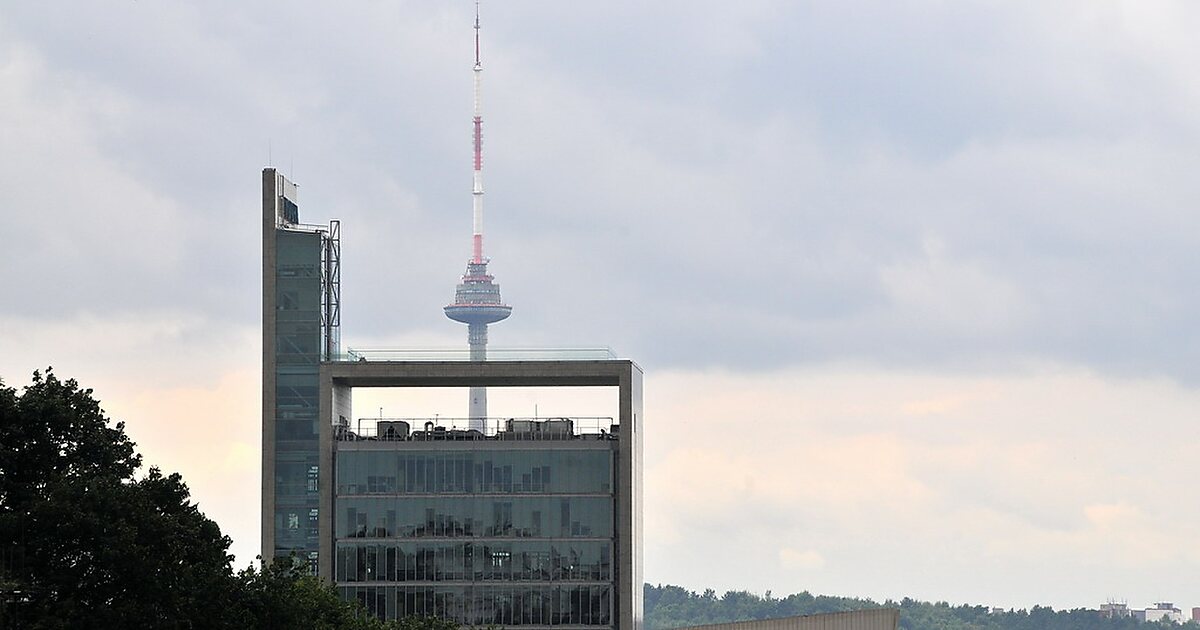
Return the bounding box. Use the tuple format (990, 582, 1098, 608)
(0, 369, 242, 628)
(236, 560, 459, 630)
(0, 369, 458, 630)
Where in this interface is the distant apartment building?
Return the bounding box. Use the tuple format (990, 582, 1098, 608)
(1118, 600, 1185, 624)
(1099, 600, 1192, 623)
(1099, 602, 1131, 619)
(1132, 602, 1183, 623)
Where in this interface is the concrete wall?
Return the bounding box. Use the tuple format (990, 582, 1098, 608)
(619, 362, 644, 630)
(317, 377, 351, 576)
(676, 609, 899, 630)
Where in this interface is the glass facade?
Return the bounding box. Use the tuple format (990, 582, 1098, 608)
(336, 450, 612, 495)
(338, 585, 611, 627)
(337, 496, 612, 539)
(336, 540, 611, 582)
(335, 446, 616, 626)
(272, 229, 325, 569)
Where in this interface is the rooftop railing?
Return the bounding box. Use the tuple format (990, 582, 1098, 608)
(332, 347, 618, 362)
(337, 417, 618, 442)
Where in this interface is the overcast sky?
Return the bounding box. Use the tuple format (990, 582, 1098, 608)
(3, 0, 1200, 611)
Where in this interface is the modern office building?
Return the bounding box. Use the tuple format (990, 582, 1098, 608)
(261, 168, 341, 571)
(320, 359, 642, 628)
(260, 170, 643, 627)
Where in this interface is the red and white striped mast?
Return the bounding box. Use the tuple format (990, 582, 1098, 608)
(471, 0, 485, 264)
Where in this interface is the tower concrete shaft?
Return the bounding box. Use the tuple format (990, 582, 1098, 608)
(468, 323, 487, 420)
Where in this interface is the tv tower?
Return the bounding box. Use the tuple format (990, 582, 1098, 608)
(445, 0, 512, 429)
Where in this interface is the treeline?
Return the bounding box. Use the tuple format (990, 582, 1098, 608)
(644, 584, 1200, 630)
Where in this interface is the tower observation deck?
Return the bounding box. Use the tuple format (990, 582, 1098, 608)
(445, 1, 511, 428)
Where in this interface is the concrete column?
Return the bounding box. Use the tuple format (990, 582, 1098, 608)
(261, 168, 278, 564)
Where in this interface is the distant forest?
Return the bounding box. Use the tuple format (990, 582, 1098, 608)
(644, 584, 1200, 630)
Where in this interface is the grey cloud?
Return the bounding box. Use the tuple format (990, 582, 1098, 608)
(2, 1, 1200, 382)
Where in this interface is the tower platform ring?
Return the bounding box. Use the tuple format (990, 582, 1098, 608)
(444, 304, 512, 325)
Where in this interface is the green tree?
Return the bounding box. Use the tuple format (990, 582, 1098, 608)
(237, 557, 472, 630)
(0, 369, 463, 629)
(0, 369, 243, 629)
(235, 556, 459, 630)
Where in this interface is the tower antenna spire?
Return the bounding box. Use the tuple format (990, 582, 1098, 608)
(446, 0, 512, 429)
(471, 0, 484, 263)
